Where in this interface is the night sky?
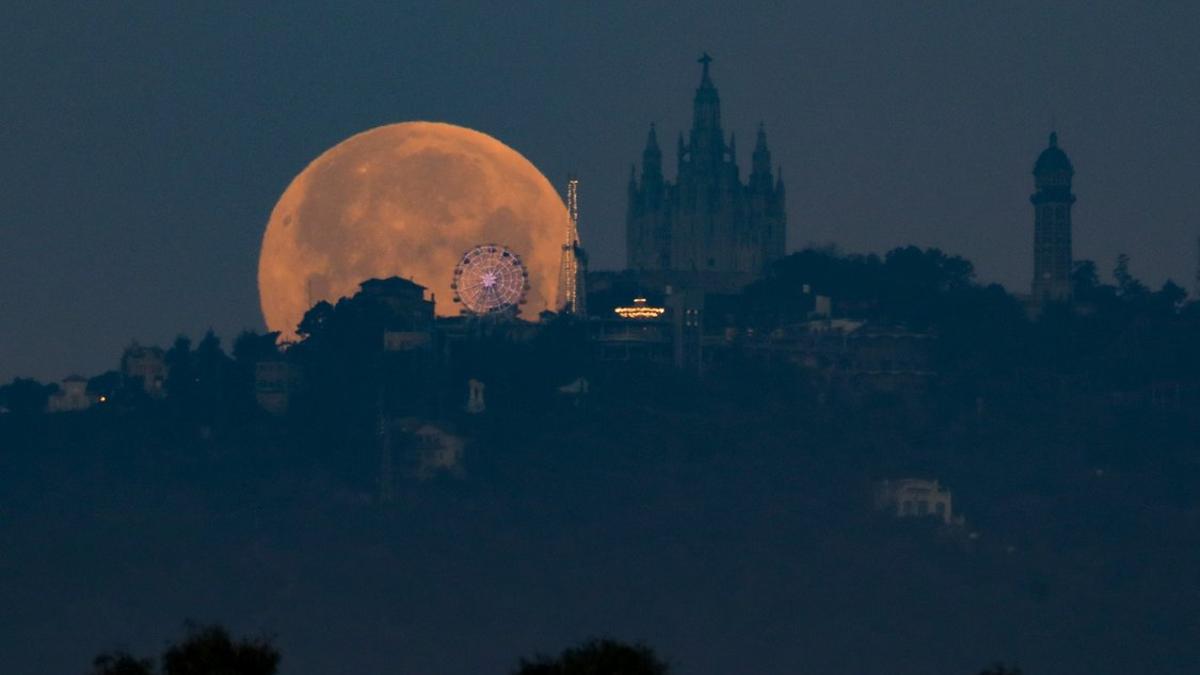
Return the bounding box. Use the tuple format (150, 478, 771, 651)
(4, 2, 1198, 382)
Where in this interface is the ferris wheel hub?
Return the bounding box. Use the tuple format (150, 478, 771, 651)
(451, 243, 530, 315)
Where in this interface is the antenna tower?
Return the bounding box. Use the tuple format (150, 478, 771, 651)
(1195, 234, 1200, 299)
(556, 175, 587, 316)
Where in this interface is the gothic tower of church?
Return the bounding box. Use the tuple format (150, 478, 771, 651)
(1030, 131, 1076, 304)
(627, 54, 786, 292)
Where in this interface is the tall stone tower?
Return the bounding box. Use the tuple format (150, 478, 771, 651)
(1030, 131, 1076, 304)
(627, 54, 786, 292)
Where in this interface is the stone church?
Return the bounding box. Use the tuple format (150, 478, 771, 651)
(626, 54, 786, 292)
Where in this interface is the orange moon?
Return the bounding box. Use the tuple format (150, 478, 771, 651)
(258, 121, 567, 338)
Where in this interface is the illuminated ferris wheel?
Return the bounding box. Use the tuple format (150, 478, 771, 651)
(451, 244, 530, 315)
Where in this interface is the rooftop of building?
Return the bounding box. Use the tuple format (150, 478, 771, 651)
(359, 276, 428, 297)
(1034, 132, 1074, 175)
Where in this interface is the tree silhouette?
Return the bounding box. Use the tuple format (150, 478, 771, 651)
(164, 335, 195, 406)
(513, 638, 669, 675)
(91, 652, 153, 675)
(1114, 253, 1148, 299)
(161, 624, 278, 675)
(232, 331, 281, 366)
(90, 624, 279, 675)
(0, 377, 54, 415)
(977, 664, 1022, 675)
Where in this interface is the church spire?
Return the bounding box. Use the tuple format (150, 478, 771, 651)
(638, 123, 664, 206)
(692, 53, 721, 129)
(642, 123, 662, 179)
(751, 123, 773, 189)
(690, 52, 724, 170)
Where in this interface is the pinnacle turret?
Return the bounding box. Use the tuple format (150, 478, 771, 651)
(642, 123, 662, 177)
(750, 123, 773, 190)
(644, 123, 660, 154)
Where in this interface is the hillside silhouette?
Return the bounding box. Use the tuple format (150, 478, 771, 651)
(2, 247, 1198, 675)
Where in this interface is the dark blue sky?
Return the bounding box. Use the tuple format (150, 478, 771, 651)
(3, 2, 1198, 381)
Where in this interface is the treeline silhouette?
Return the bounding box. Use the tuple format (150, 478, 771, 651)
(3, 245, 1197, 501)
(4, 245, 1195, 428)
(91, 624, 278, 675)
(741, 246, 1197, 389)
(90, 627, 1018, 675)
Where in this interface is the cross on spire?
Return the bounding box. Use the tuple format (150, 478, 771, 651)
(698, 52, 713, 85)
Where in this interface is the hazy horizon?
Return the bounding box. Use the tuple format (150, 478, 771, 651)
(4, 2, 1198, 380)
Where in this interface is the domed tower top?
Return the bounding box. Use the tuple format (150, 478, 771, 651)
(1032, 132, 1075, 202)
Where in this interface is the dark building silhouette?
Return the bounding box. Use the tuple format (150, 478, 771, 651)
(1031, 131, 1075, 304)
(359, 276, 436, 331)
(626, 54, 786, 292)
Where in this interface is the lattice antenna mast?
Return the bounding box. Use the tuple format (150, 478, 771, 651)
(556, 175, 586, 316)
(1195, 234, 1200, 299)
(567, 176, 580, 245)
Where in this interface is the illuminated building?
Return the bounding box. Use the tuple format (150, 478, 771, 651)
(592, 299, 672, 364)
(613, 297, 666, 319)
(875, 479, 956, 525)
(46, 375, 94, 412)
(667, 289, 705, 375)
(591, 291, 707, 374)
(1031, 131, 1075, 306)
(627, 53, 786, 293)
(121, 342, 167, 398)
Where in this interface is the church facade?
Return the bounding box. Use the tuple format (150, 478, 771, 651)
(626, 55, 786, 292)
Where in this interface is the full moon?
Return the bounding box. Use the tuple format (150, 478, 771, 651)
(258, 122, 568, 338)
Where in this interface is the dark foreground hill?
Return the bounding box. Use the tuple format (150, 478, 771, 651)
(2, 365, 1198, 675)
